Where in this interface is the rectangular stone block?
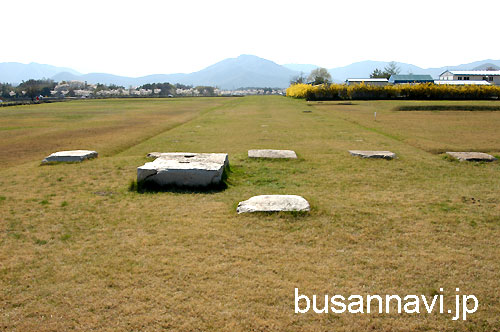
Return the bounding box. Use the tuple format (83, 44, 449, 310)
(248, 149, 297, 159)
(237, 195, 310, 214)
(42, 150, 98, 163)
(138, 153, 229, 188)
(349, 150, 396, 160)
(446, 152, 496, 162)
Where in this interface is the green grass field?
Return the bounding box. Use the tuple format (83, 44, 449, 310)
(1, 96, 499, 331)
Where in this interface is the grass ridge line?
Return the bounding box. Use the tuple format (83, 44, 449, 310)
(113, 98, 244, 157)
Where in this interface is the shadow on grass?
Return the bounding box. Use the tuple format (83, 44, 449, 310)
(237, 210, 310, 218)
(40, 161, 82, 166)
(336, 102, 357, 105)
(40, 157, 97, 166)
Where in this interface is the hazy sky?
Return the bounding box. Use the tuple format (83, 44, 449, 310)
(3, 0, 499, 76)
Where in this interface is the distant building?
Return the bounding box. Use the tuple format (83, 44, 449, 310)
(345, 78, 388, 86)
(434, 80, 491, 86)
(388, 74, 434, 84)
(439, 70, 500, 85)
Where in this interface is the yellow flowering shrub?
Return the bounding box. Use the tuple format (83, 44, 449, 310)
(286, 83, 500, 100)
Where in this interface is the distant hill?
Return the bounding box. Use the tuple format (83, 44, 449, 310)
(0, 62, 80, 84)
(442, 59, 500, 71)
(472, 62, 500, 70)
(52, 72, 143, 87)
(187, 54, 297, 89)
(47, 55, 297, 89)
(2, 57, 500, 88)
(325, 59, 500, 82)
(424, 59, 500, 78)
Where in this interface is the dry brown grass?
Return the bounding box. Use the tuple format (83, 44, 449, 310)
(0, 96, 499, 331)
(313, 100, 500, 154)
(0, 98, 228, 167)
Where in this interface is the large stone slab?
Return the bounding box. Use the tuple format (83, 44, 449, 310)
(42, 150, 98, 163)
(349, 150, 396, 160)
(248, 149, 297, 159)
(137, 153, 229, 188)
(446, 152, 497, 162)
(237, 195, 310, 214)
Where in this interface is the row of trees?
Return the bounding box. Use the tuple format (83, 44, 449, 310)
(0, 80, 221, 100)
(1, 79, 57, 101)
(138, 83, 216, 96)
(0, 83, 14, 99)
(290, 63, 403, 85)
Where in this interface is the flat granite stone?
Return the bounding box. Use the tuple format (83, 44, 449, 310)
(237, 195, 310, 214)
(446, 152, 497, 162)
(349, 150, 396, 160)
(248, 149, 297, 159)
(138, 152, 229, 188)
(42, 150, 98, 163)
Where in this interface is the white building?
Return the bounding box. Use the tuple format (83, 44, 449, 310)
(439, 70, 500, 85)
(434, 80, 491, 86)
(345, 78, 388, 86)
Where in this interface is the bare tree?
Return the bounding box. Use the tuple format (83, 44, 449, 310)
(307, 67, 332, 85)
(290, 71, 307, 85)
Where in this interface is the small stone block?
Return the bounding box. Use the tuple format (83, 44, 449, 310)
(237, 195, 310, 214)
(42, 150, 98, 163)
(446, 152, 496, 162)
(349, 150, 396, 160)
(248, 149, 297, 159)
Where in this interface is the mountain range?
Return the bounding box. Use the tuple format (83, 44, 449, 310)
(1, 55, 500, 89)
(0, 62, 81, 84)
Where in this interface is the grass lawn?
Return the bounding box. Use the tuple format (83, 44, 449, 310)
(0, 98, 227, 168)
(0, 96, 499, 331)
(312, 100, 500, 154)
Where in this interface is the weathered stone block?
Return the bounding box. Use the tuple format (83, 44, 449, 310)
(248, 149, 297, 159)
(446, 152, 496, 162)
(138, 153, 229, 188)
(42, 150, 98, 163)
(237, 195, 310, 214)
(348, 150, 396, 160)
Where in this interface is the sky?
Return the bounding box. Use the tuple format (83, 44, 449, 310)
(3, 0, 500, 77)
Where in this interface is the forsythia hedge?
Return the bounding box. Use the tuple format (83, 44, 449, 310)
(286, 83, 500, 100)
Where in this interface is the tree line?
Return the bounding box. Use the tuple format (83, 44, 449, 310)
(0, 80, 219, 101)
(290, 62, 402, 85)
(0, 79, 57, 101)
